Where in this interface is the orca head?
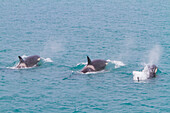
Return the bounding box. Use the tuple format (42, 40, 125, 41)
(81, 56, 95, 73)
(81, 65, 95, 73)
(16, 56, 27, 68)
(148, 64, 158, 77)
(81, 67, 94, 73)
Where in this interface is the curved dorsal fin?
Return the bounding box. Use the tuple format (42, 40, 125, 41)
(18, 56, 24, 63)
(87, 56, 91, 65)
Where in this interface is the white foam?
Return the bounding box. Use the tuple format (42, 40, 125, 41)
(76, 62, 87, 66)
(107, 59, 125, 68)
(42, 58, 53, 62)
(21, 55, 28, 59)
(133, 71, 148, 81)
(133, 65, 150, 81)
(7, 65, 35, 70)
(7, 66, 18, 69)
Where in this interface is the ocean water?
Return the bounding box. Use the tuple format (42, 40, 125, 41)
(0, 0, 170, 112)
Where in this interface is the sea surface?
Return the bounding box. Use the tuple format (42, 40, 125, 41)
(0, 0, 170, 112)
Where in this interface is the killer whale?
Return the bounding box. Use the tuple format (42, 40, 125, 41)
(147, 64, 158, 78)
(16, 55, 41, 68)
(81, 56, 108, 73)
(133, 64, 158, 81)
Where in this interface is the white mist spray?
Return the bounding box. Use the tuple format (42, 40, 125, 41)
(133, 45, 162, 81)
(148, 45, 162, 65)
(40, 37, 64, 58)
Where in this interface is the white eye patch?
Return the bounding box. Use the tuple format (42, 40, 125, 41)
(17, 63, 27, 68)
(86, 65, 95, 70)
(155, 68, 157, 73)
(37, 58, 41, 61)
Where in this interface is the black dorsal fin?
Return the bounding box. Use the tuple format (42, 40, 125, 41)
(18, 56, 24, 63)
(87, 56, 91, 65)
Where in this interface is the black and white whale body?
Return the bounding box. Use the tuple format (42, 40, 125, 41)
(81, 56, 108, 73)
(16, 55, 41, 68)
(133, 64, 158, 81)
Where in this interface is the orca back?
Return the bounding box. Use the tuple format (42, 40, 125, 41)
(81, 56, 107, 73)
(91, 59, 107, 71)
(24, 55, 40, 67)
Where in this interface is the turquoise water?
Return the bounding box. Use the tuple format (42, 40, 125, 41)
(0, 0, 170, 112)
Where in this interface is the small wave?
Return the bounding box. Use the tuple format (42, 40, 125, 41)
(107, 59, 125, 68)
(7, 66, 18, 69)
(7, 65, 36, 70)
(76, 62, 87, 66)
(7, 61, 20, 69)
(71, 62, 86, 71)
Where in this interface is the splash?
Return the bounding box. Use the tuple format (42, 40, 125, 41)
(21, 55, 28, 59)
(132, 45, 162, 82)
(148, 45, 162, 65)
(107, 59, 125, 68)
(133, 65, 150, 81)
(41, 57, 53, 62)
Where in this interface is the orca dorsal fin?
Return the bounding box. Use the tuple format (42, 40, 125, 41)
(18, 56, 24, 63)
(87, 56, 92, 65)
